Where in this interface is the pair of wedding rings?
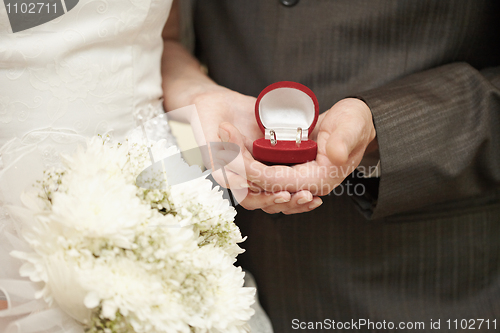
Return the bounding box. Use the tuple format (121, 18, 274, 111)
(269, 127, 303, 146)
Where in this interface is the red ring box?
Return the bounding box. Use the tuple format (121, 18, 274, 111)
(253, 81, 319, 164)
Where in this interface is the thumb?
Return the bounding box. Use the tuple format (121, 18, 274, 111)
(325, 124, 360, 166)
(323, 98, 374, 166)
(216, 122, 292, 192)
(218, 122, 255, 154)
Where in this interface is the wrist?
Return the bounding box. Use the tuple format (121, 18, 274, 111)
(190, 84, 231, 106)
(161, 40, 224, 111)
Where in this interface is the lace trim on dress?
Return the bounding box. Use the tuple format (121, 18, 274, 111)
(131, 99, 177, 147)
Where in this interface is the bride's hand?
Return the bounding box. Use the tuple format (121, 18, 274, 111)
(192, 86, 261, 148)
(160, 8, 319, 214)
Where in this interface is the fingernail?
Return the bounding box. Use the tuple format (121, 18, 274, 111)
(240, 183, 250, 188)
(274, 197, 290, 204)
(218, 128, 229, 142)
(308, 200, 323, 210)
(297, 197, 313, 205)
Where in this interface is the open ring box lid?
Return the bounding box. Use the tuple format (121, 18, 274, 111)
(253, 81, 319, 164)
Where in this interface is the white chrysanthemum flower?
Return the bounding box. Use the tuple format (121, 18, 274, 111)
(134, 142, 245, 257)
(182, 245, 255, 333)
(11, 249, 92, 323)
(61, 137, 129, 179)
(50, 169, 151, 248)
(170, 177, 244, 257)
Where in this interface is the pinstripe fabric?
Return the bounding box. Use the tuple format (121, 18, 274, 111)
(234, 195, 500, 331)
(191, 1, 500, 331)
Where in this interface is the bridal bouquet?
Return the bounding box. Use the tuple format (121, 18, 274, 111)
(8, 136, 255, 333)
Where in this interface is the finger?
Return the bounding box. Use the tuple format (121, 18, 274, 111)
(281, 197, 323, 215)
(209, 168, 264, 204)
(217, 122, 255, 176)
(218, 123, 254, 157)
(239, 190, 292, 211)
(211, 168, 248, 190)
(215, 150, 247, 177)
(262, 191, 321, 215)
(218, 122, 298, 191)
(220, 155, 334, 195)
(309, 112, 327, 141)
(207, 168, 269, 206)
(262, 191, 311, 214)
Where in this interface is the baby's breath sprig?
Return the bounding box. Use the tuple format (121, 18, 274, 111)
(85, 307, 134, 333)
(35, 168, 66, 206)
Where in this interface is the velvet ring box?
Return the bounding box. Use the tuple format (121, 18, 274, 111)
(253, 81, 319, 164)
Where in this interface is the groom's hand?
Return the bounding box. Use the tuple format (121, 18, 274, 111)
(217, 98, 377, 207)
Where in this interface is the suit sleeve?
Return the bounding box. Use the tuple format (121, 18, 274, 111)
(354, 62, 500, 219)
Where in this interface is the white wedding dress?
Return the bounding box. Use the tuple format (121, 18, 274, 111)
(0, 1, 273, 332)
(0, 0, 171, 143)
(0, 0, 174, 331)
